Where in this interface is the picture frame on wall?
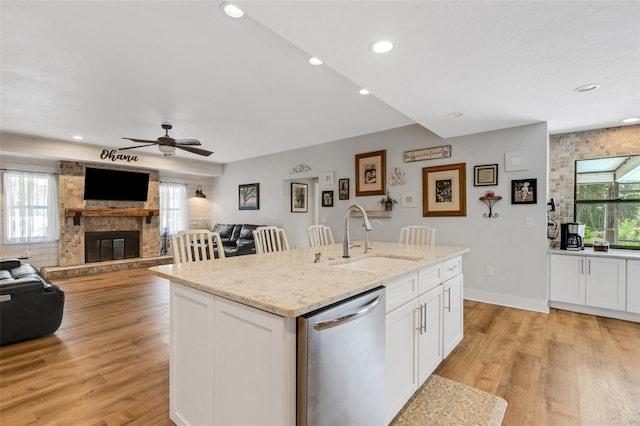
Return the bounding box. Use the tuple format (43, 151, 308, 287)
(511, 178, 537, 204)
(291, 182, 308, 213)
(355, 150, 386, 196)
(422, 162, 467, 217)
(239, 183, 259, 210)
(322, 190, 334, 207)
(338, 178, 349, 200)
(473, 164, 498, 186)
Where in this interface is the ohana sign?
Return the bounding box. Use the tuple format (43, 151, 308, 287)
(100, 149, 139, 163)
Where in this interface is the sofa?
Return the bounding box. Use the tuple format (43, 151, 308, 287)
(0, 259, 65, 346)
(212, 224, 264, 257)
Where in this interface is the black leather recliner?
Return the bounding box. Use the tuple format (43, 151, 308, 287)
(0, 259, 65, 346)
(212, 224, 263, 257)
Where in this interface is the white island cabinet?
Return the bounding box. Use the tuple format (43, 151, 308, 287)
(170, 283, 296, 426)
(384, 256, 463, 424)
(150, 242, 469, 426)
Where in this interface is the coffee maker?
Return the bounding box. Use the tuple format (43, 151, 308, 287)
(560, 223, 585, 250)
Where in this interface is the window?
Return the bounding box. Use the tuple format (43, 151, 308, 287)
(575, 155, 640, 249)
(159, 182, 188, 235)
(4, 171, 60, 243)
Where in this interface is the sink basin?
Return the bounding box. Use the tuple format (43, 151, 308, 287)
(330, 255, 421, 273)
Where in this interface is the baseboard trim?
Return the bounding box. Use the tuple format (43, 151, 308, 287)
(549, 301, 640, 323)
(464, 288, 549, 313)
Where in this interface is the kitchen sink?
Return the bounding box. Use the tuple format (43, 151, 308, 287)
(330, 254, 421, 273)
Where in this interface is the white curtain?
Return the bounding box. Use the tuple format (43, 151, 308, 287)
(159, 182, 188, 235)
(4, 171, 60, 243)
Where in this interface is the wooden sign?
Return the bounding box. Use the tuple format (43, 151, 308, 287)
(403, 145, 451, 163)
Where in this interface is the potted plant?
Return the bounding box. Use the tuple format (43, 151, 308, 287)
(379, 191, 398, 211)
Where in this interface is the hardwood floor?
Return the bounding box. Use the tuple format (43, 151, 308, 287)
(1, 268, 639, 425)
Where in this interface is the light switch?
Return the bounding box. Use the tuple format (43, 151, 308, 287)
(526, 217, 535, 228)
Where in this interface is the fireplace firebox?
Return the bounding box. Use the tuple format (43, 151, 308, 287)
(85, 231, 140, 263)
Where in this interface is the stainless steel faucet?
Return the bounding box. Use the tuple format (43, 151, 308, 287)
(343, 204, 372, 258)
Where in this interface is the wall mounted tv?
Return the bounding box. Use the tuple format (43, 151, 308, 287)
(84, 167, 150, 201)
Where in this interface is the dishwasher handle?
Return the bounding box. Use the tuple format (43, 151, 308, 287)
(313, 295, 382, 331)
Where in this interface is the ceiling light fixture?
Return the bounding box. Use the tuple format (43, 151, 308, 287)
(573, 83, 600, 93)
(359, 89, 370, 95)
(446, 112, 463, 118)
(371, 40, 393, 54)
(221, 2, 244, 18)
(72, 135, 84, 140)
(622, 117, 640, 123)
(158, 144, 176, 156)
(308, 57, 323, 66)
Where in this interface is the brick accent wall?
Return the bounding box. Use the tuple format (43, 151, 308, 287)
(59, 161, 160, 266)
(549, 124, 640, 228)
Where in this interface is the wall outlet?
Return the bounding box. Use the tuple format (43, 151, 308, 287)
(485, 266, 494, 276)
(526, 217, 535, 228)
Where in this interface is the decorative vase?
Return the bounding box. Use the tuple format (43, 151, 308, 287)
(385, 202, 393, 211)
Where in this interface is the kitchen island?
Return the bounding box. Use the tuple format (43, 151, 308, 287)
(150, 242, 469, 426)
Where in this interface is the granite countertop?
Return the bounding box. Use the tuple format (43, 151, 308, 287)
(149, 242, 469, 318)
(548, 247, 640, 260)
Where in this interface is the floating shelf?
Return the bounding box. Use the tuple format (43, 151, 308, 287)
(65, 208, 159, 225)
(350, 210, 393, 218)
(479, 196, 502, 218)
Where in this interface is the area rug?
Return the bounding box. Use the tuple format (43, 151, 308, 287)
(391, 375, 508, 426)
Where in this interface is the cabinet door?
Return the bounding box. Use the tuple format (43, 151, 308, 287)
(385, 299, 419, 425)
(170, 283, 215, 426)
(214, 297, 294, 426)
(417, 285, 443, 385)
(549, 254, 585, 304)
(628, 260, 640, 314)
(443, 274, 463, 358)
(585, 257, 626, 311)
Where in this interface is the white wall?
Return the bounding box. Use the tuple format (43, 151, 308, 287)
(212, 123, 550, 312)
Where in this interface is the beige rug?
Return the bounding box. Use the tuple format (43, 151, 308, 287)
(391, 375, 508, 426)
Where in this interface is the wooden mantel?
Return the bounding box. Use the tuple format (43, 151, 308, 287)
(65, 208, 160, 225)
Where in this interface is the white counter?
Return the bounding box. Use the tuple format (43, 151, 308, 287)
(548, 247, 640, 261)
(150, 242, 468, 317)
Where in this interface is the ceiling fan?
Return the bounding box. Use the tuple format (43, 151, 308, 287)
(120, 123, 214, 157)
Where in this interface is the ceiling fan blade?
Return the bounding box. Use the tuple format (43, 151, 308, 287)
(176, 145, 214, 157)
(122, 137, 158, 144)
(175, 138, 202, 146)
(118, 143, 158, 151)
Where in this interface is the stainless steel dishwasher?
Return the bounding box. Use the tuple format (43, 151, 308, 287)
(297, 286, 385, 426)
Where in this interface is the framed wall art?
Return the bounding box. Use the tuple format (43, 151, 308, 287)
(322, 190, 334, 207)
(474, 164, 498, 186)
(401, 191, 418, 208)
(355, 150, 386, 196)
(422, 163, 467, 217)
(511, 178, 537, 204)
(323, 171, 335, 186)
(338, 178, 350, 200)
(291, 182, 308, 213)
(239, 183, 259, 210)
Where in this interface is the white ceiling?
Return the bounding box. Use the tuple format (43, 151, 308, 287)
(1, 1, 638, 164)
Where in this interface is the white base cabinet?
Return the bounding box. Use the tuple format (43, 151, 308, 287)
(628, 260, 640, 314)
(384, 257, 463, 424)
(443, 274, 464, 358)
(549, 254, 626, 311)
(170, 283, 296, 426)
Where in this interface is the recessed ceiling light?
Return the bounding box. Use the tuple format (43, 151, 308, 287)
(446, 112, 463, 118)
(622, 117, 640, 123)
(359, 89, 370, 95)
(72, 135, 84, 140)
(371, 40, 393, 54)
(573, 83, 600, 93)
(308, 57, 323, 66)
(221, 2, 244, 18)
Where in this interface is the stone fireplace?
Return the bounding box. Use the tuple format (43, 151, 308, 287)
(58, 161, 161, 267)
(85, 231, 140, 263)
